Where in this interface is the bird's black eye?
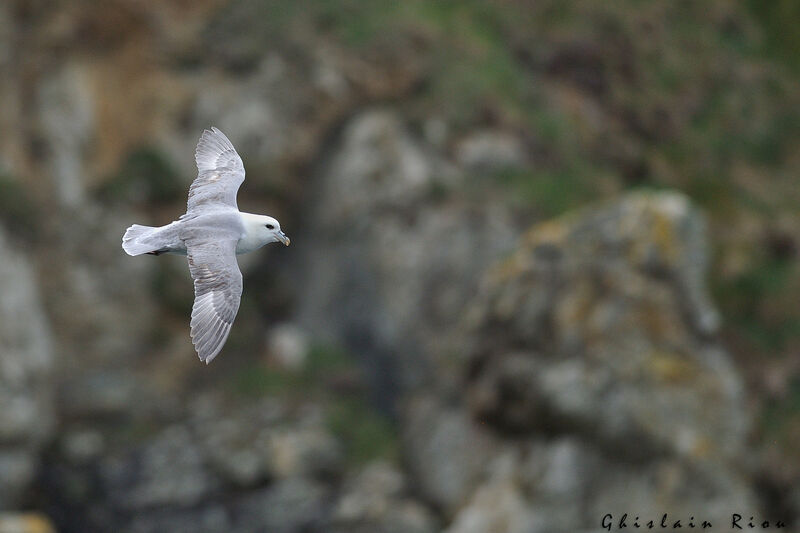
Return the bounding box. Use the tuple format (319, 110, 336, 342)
(266, 224, 275, 230)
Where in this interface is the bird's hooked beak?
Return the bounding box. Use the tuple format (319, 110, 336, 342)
(277, 230, 290, 246)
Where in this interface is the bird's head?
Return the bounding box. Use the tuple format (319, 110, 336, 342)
(244, 214, 290, 247)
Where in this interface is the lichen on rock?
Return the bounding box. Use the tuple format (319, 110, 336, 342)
(403, 191, 757, 531)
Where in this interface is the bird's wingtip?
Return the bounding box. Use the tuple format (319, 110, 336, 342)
(202, 126, 224, 138)
(199, 126, 219, 138)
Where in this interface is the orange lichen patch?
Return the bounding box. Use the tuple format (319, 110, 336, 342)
(70, 0, 223, 51)
(638, 300, 688, 346)
(26, 0, 224, 185)
(648, 209, 681, 262)
(0, 513, 56, 533)
(72, 0, 151, 50)
(488, 249, 531, 284)
(522, 218, 569, 248)
(489, 218, 572, 283)
(623, 194, 686, 267)
(691, 436, 713, 459)
(554, 280, 595, 332)
(648, 351, 698, 384)
(86, 44, 190, 183)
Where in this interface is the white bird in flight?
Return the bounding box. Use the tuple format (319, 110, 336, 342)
(122, 127, 290, 363)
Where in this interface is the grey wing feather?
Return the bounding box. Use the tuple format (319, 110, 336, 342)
(187, 127, 246, 213)
(186, 236, 243, 363)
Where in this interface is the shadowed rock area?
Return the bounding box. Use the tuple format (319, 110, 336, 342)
(0, 229, 55, 510)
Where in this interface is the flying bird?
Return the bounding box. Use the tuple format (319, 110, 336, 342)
(122, 127, 290, 363)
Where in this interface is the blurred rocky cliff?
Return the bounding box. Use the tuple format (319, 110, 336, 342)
(1, 1, 799, 531)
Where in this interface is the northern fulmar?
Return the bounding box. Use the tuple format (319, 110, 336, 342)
(122, 127, 290, 363)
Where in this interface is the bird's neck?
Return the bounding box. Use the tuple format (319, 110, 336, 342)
(236, 212, 266, 254)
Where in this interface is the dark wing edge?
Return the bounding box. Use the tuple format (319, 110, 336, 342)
(187, 238, 243, 364)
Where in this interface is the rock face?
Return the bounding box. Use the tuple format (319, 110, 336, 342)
(296, 110, 520, 400)
(467, 192, 739, 455)
(1, 1, 788, 530)
(403, 192, 757, 531)
(45, 392, 436, 533)
(330, 461, 436, 533)
(0, 228, 55, 509)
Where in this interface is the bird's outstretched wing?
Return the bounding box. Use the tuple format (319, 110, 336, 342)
(186, 235, 243, 363)
(186, 127, 245, 213)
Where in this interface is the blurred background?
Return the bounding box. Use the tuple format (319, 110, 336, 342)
(1, 1, 799, 531)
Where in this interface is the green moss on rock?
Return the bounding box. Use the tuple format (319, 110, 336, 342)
(98, 146, 183, 206)
(0, 174, 39, 238)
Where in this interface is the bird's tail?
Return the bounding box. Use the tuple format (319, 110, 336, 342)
(122, 224, 159, 256)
